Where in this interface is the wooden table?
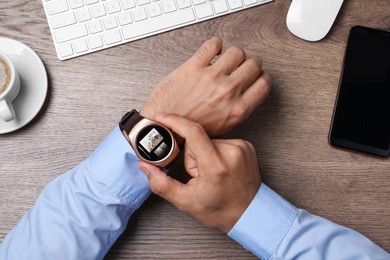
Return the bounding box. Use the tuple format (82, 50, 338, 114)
(0, 0, 389, 258)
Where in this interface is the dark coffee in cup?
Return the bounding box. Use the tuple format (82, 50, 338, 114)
(0, 58, 11, 95)
(0, 50, 20, 122)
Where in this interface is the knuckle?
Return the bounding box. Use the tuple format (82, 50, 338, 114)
(234, 105, 247, 117)
(234, 139, 247, 148)
(188, 122, 206, 137)
(230, 145, 244, 157)
(213, 161, 229, 178)
(240, 139, 255, 152)
(247, 57, 262, 71)
(197, 38, 220, 58)
(261, 71, 272, 90)
(225, 145, 246, 166)
(230, 73, 247, 88)
(228, 46, 246, 59)
(231, 104, 249, 122)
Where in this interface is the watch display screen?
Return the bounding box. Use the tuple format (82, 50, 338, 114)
(136, 125, 173, 161)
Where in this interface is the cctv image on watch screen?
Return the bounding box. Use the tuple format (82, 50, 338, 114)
(136, 125, 172, 161)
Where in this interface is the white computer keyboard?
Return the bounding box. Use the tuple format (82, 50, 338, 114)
(42, 0, 273, 60)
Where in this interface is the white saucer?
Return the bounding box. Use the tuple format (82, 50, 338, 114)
(0, 38, 48, 134)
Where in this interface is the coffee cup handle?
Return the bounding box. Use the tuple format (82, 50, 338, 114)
(0, 99, 16, 122)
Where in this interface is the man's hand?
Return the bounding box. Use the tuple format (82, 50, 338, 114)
(141, 37, 271, 137)
(139, 113, 261, 233)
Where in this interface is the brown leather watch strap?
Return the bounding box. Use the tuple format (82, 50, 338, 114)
(119, 109, 144, 135)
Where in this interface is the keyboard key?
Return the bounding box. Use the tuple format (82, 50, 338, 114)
(85, 0, 99, 4)
(228, 0, 242, 9)
(137, 0, 151, 5)
(69, 0, 84, 9)
(120, 0, 136, 9)
(103, 29, 122, 44)
(43, 0, 272, 60)
(76, 7, 92, 22)
(195, 4, 213, 19)
(73, 39, 89, 53)
(50, 12, 76, 29)
(161, 0, 176, 13)
(57, 43, 73, 58)
(213, 0, 228, 13)
(117, 11, 133, 25)
(147, 3, 162, 17)
(54, 23, 88, 43)
(46, 0, 69, 15)
(88, 34, 104, 49)
(192, 0, 205, 5)
(243, 0, 256, 5)
(106, 0, 122, 14)
(122, 8, 195, 40)
(91, 3, 107, 17)
(133, 7, 147, 21)
(176, 0, 191, 9)
(103, 15, 118, 29)
(88, 19, 103, 33)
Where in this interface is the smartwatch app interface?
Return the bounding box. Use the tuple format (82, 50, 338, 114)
(137, 125, 172, 161)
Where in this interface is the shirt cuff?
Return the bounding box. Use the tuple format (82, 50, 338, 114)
(87, 126, 151, 209)
(228, 183, 298, 259)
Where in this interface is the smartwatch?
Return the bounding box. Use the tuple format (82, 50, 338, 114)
(119, 109, 180, 167)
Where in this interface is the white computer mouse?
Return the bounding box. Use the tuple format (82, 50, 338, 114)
(286, 0, 344, 41)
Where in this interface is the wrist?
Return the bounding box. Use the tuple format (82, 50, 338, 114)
(139, 108, 155, 121)
(119, 110, 181, 168)
(139, 109, 184, 147)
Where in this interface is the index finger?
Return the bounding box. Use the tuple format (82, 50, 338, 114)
(155, 113, 218, 163)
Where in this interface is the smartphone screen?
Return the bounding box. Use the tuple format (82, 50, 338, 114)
(329, 26, 390, 156)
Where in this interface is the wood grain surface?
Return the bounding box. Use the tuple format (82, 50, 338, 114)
(0, 0, 389, 258)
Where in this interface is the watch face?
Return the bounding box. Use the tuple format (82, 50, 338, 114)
(136, 125, 173, 162)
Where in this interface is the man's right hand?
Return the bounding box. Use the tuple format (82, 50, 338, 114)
(139, 113, 262, 233)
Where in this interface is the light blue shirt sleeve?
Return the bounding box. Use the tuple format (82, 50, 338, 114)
(0, 126, 151, 259)
(228, 183, 390, 260)
(1, 127, 389, 259)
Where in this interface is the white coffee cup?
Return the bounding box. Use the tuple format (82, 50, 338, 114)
(0, 50, 20, 122)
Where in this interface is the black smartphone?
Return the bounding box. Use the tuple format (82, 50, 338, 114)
(329, 26, 390, 157)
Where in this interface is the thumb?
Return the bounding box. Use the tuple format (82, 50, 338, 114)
(139, 162, 187, 208)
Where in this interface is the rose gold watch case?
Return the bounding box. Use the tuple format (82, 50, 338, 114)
(125, 118, 180, 167)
